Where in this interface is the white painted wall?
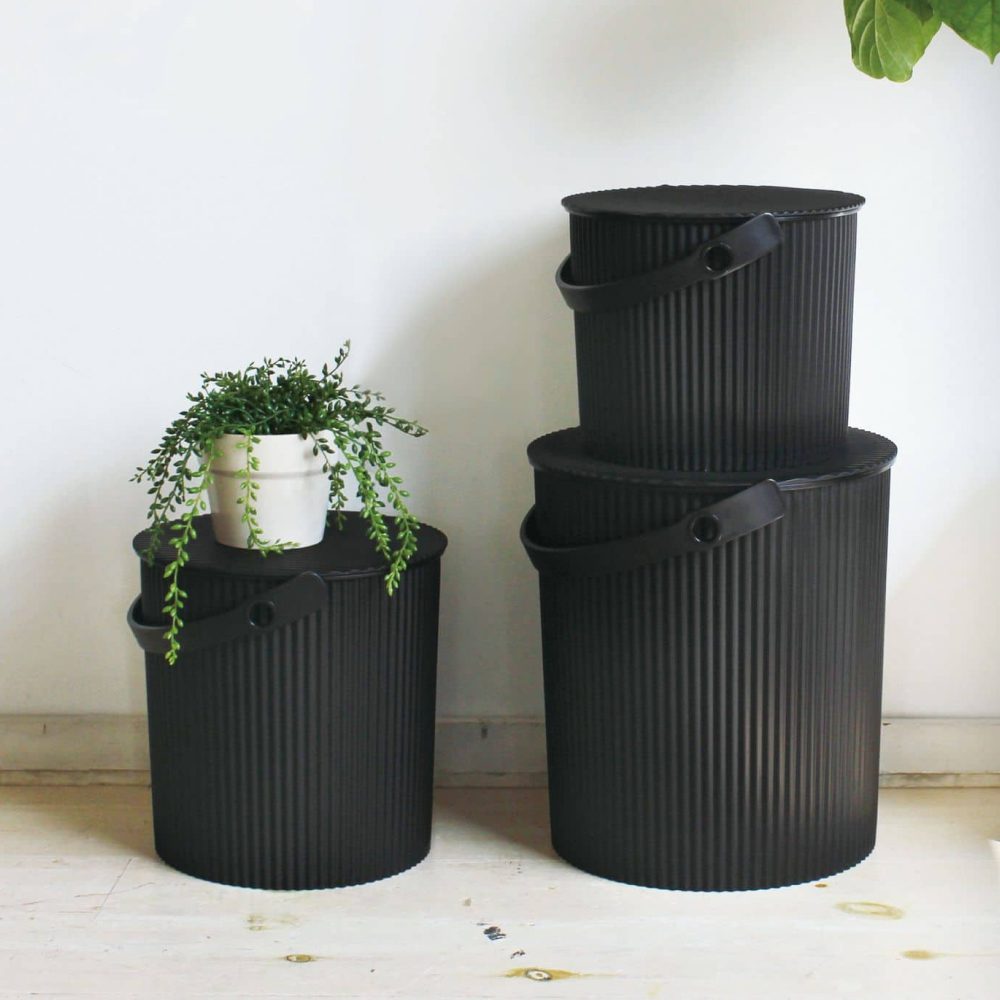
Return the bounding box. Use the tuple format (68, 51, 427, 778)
(0, 1, 997, 719)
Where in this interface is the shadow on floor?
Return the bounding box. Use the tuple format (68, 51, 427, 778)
(433, 787, 556, 859)
(3, 785, 561, 867)
(1, 785, 158, 859)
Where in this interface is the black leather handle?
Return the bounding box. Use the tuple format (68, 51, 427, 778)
(521, 480, 784, 577)
(556, 213, 783, 314)
(127, 571, 327, 657)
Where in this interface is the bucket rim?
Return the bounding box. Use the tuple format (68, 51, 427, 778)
(527, 428, 896, 492)
(562, 184, 865, 222)
(132, 510, 447, 579)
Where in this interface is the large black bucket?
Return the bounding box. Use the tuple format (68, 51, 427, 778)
(128, 512, 447, 889)
(558, 185, 864, 472)
(521, 428, 895, 890)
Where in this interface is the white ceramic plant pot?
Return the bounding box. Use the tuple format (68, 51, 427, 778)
(207, 433, 329, 549)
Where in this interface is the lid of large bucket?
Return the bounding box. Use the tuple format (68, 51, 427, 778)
(528, 428, 896, 493)
(132, 511, 448, 580)
(562, 185, 864, 221)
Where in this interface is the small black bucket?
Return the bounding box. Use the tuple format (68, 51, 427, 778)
(558, 185, 864, 472)
(128, 512, 447, 890)
(521, 428, 895, 890)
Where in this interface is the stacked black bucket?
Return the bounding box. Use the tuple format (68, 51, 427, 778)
(521, 186, 896, 891)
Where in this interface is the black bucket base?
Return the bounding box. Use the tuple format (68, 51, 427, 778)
(550, 833, 876, 893)
(132, 512, 446, 891)
(153, 841, 432, 892)
(526, 429, 894, 894)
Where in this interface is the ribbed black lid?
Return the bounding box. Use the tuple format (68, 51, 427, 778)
(528, 428, 895, 492)
(133, 511, 447, 579)
(562, 185, 865, 221)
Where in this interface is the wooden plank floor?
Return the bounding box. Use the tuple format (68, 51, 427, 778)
(0, 787, 997, 998)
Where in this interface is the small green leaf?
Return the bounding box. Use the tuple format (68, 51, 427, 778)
(935, 0, 1000, 60)
(845, 0, 941, 80)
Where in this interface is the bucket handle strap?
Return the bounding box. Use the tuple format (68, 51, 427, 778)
(127, 571, 327, 657)
(521, 480, 784, 577)
(555, 213, 783, 314)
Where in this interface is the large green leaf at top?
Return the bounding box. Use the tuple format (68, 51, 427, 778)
(845, 0, 941, 80)
(935, 0, 1000, 60)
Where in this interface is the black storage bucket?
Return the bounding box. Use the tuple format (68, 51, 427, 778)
(128, 512, 447, 890)
(521, 428, 895, 890)
(558, 185, 865, 472)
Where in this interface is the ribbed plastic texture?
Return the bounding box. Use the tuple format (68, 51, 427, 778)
(569, 205, 858, 471)
(137, 518, 443, 890)
(530, 432, 893, 890)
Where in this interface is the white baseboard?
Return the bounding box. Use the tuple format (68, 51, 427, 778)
(0, 715, 549, 788)
(0, 715, 996, 788)
(878, 717, 1000, 787)
(432, 717, 547, 788)
(0, 715, 150, 774)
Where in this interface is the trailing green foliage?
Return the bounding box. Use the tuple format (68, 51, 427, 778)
(132, 344, 426, 664)
(846, 0, 1000, 79)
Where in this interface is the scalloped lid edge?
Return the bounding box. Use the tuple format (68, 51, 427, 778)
(132, 511, 448, 579)
(562, 184, 865, 221)
(528, 428, 896, 491)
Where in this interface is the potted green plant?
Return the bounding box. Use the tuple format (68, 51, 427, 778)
(132, 343, 426, 663)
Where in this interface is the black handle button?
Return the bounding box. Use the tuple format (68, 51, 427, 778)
(248, 601, 277, 628)
(690, 514, 722, 545)
(702, 243, 735, 273)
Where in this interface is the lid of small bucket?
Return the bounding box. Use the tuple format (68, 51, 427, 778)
(527, 428, 896, 493)
(562, 185, 865, 221)
(132, 511, 448, 580)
